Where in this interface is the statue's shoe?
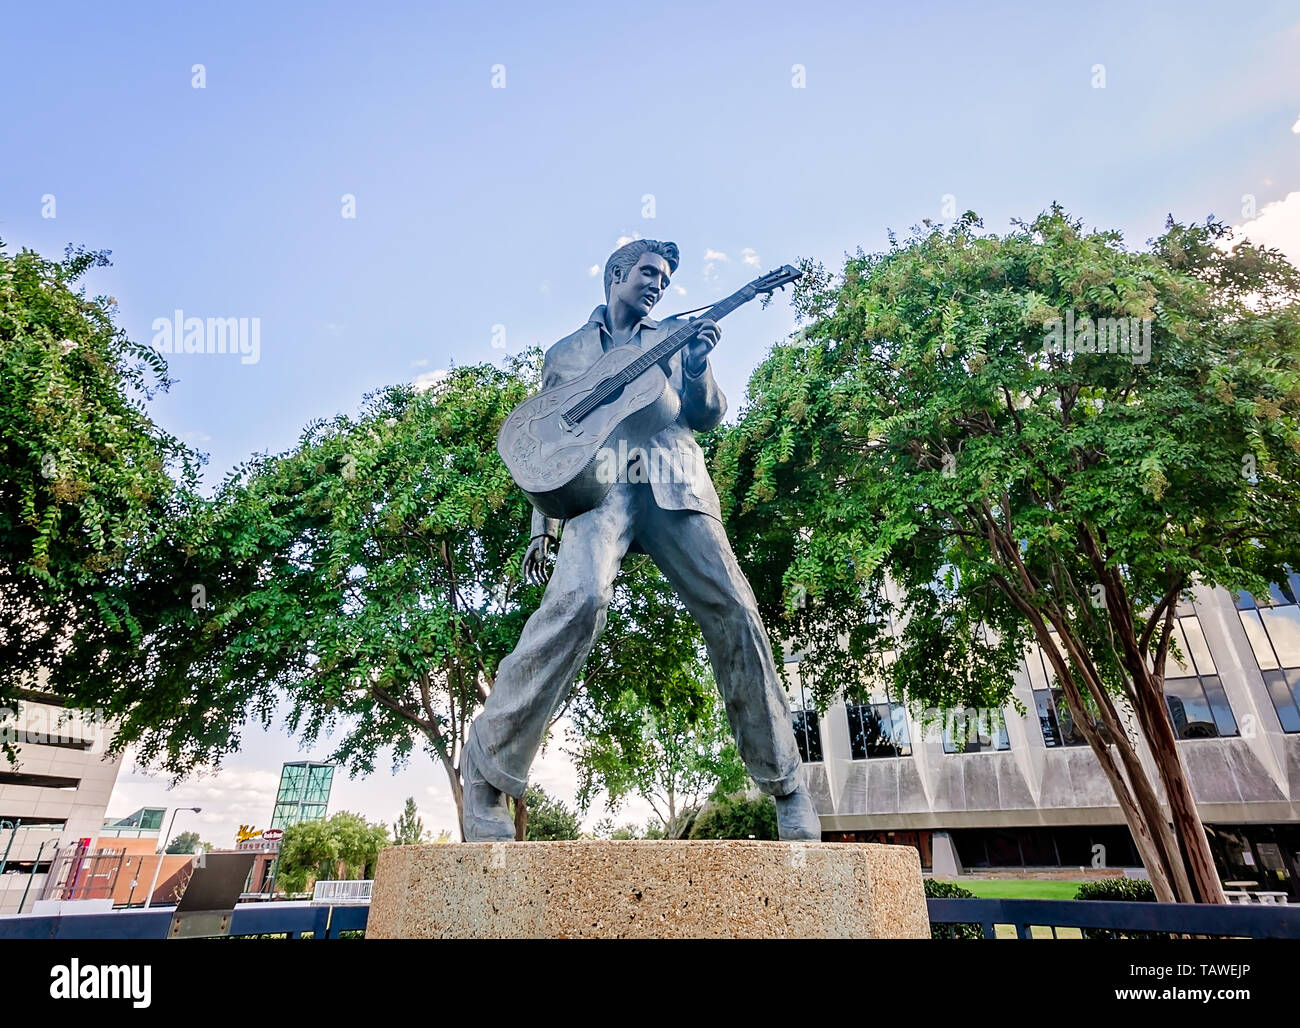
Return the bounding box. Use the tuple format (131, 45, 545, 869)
(774, 784, 821, 841)
(461, 747, 515, 842)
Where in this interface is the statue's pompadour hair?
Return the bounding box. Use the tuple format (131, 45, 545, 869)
(603, 239, 680, 301)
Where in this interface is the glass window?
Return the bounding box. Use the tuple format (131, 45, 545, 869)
(1259, 606, 1300, 668)
(1035, 687, 1087, 747)
(1263, 670, 1300, 734)
(1024, 646, 1050, 691)
(1164, 675, 1237, 738)
(846, 702, 911, 758)
(942, 707, 1011, 753)
(1240, 610, 1280, 670)
(1179, 617, 1217, 675)
(792, 710, 823, 762)
(1236, 572, 1300, 732)
(1163, 616, 1236, 738)
(786, 664, 823, 763)
(1035, 690, 1063, 747)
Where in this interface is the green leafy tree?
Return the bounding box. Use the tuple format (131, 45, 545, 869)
(75, 361, 547, 840)
(519, 784, 581, 840)
(70, 354, 710, 843)
(277, 811, 389, 890)
(0, 242, 199, 729)
(717, 208, 1300, 903)
(164, 830, 211, 854)
(688, 792, 778, 840)
(276, 818, 338, 893)
(392, 796, 428, 845)
(569, 577, 751, 839)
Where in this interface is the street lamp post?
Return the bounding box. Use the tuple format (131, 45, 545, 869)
(142, 807, 201, 909)
(17, 838, 52, 914)
(0, 819, 21, 875)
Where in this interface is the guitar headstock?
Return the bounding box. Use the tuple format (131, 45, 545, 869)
(750, 264, 803, 296)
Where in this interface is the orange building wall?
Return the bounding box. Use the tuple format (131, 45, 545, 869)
(90, 835, 199, 906)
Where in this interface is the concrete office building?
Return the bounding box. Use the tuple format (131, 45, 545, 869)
(788, 575, 1300, 896)
(0, 698, 122, 914)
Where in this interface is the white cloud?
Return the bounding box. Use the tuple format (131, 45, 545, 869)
(410, 358, 429, 368)
(1292, 114, 1300, 134)
(615, 233, 642, 248)
(1234, 189, 1300, 266)
(110, 755, 283, 848)
(740, 247, 760, 267)
(674, 285, 687, 295)
(703, 248, 729, 262)
(588, 264, 601, 277)
(413, 368, 451, 393)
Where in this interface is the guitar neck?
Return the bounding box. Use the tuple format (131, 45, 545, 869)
(562, 284, 759, 426)
(618, 286, 754, 382)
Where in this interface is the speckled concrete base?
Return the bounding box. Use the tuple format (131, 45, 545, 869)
(367, 840, 929, 939)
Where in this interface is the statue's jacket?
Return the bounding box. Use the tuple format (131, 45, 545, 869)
(532, 304, 727, 535)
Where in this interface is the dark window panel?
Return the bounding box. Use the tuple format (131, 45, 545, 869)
(1263, 670, 1300, 734)
(1035, 690, 1063, 747)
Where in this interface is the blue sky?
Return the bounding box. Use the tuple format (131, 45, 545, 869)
(4, 1, 1300, 844)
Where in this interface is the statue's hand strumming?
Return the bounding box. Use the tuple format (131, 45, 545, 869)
(522, 535, 554, 586)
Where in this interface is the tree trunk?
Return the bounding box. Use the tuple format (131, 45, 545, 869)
(1130, 667, 1227, 904)
(1044, 650, 1180, 902)
(513, 794, 528, 841)
(440, 752, 465, 842)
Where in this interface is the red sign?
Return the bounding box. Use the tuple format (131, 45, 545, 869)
(262, 829, 283, 841)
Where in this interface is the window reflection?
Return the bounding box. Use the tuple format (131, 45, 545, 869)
(1235, 572, 1300, 734)
(846, 701, 912, 759)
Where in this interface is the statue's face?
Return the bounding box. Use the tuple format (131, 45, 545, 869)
(611, 252, 672, 316)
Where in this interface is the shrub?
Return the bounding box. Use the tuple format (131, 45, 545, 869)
(924, 879, 983, 940)
(1075, 876, 1162, 939)
(687, 793, 776, 840)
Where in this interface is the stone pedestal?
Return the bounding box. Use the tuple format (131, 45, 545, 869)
(367, 840, 929, 939)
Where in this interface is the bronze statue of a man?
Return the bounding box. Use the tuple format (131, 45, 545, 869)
(461, 239, 820, 841)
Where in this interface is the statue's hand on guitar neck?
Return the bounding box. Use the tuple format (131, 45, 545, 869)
(522, 534, 555, 586)
(681, 318, 720, 376)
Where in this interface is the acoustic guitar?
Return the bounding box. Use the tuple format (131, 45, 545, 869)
(497, 264, 801, 519)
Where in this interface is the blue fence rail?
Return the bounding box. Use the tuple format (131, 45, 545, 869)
(927, 897, 1300, 939)
(0, 902, 369, 940)
(4, 898, 1298, 939)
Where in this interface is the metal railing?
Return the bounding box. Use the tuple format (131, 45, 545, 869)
(927, 897, 1300, 939)
(0, 901, 368, 940)
(7, 897, 1298, 940)
(311, 880, 373, 905)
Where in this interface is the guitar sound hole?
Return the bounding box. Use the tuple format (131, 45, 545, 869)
(585, 381, 626, 412)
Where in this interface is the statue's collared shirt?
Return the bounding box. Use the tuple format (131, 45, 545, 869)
(534, 304, 727, 526)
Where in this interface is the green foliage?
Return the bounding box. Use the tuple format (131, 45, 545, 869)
(687, 792, 777, 840)
(717, 207, 1300, 899)
(568, 619, 749, 839)
(277, 810, 390, 891)
(719, 207, 1300, 715)
(1074, 877, 1157, 902)
(74, 359, 541, 790)
(164, 830, 211, 854)
(0, 241, 200, 727)
(593, 817, 667, 840)
(1075, 876, 1161, 938)
(923, 878, 983, 939)
(391, 796, 427, 846)
(521, 784, 581, 841)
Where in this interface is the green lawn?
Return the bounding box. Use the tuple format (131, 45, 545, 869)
(933, 878, 1086, 900)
